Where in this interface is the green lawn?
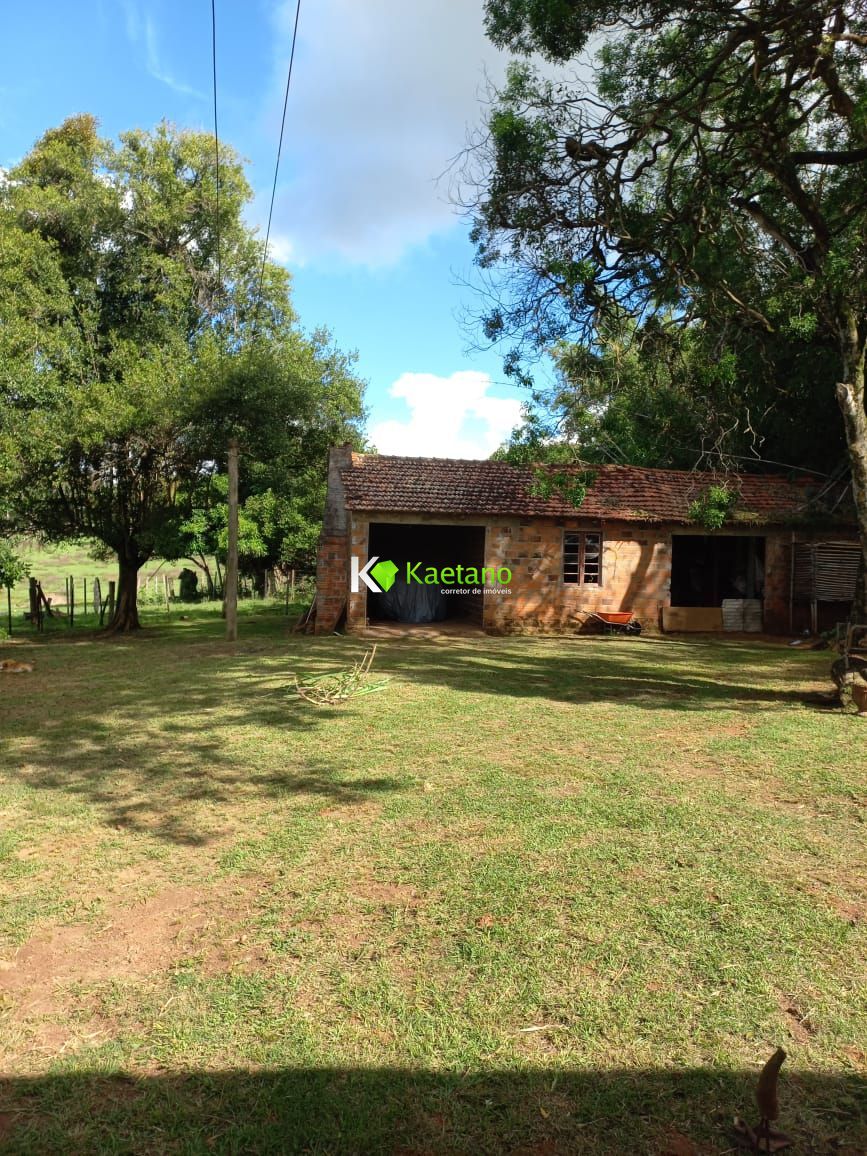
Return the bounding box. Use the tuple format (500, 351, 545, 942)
(4, 539, 221, 617)
(0, 609, 864, 1154)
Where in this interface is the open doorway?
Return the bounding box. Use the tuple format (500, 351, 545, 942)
(366, 522, 486, 625)
(670, 534, 765, 606)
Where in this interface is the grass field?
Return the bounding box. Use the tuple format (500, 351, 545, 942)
(3, 539, 219, 616)
(0, 608, 865, 1154)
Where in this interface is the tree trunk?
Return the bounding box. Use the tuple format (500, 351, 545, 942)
(836, 312, 867, 620)
(198, 554, 215, 599)
(104, 554, 142, 633)
(184, 555, 215, 598)
(250, 558, 268, 598)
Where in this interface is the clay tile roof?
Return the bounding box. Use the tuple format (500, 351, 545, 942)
(340, 453, 845, 525)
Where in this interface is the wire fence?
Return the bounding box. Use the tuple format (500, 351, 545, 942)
(3, 568, 314, 636)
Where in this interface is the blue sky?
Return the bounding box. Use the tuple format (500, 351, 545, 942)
(0, 0, 543, 458)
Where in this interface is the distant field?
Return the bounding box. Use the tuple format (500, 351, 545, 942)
(5, 539, 218, 614)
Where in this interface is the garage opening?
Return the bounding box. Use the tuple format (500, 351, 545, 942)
(671, 534, 765, 605)
(667, 534, 766, 631)
(366, 522, 486, 625)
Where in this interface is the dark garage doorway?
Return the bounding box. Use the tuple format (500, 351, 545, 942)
(670, 534, 765, 607)
(366, 522, 486, 625)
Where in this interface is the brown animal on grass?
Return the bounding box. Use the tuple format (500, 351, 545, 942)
(0, 659, 35, 673)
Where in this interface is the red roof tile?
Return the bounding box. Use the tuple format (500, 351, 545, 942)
(341, 454, 846, 525)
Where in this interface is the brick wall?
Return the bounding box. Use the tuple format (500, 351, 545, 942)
(317, 499, 845, 636)
(339, 514, 672, 634)
(347, 517, 369, 629)
(484, 518, 671, 633)
(314, 446, 353, 633)
(315, 534, 350, 632)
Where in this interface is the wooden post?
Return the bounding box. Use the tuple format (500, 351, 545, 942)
(6, 585, 11, 637)
(788, 531, 795, 634)
(106, 580, 116, 625)
(84, 578, 88, 617)
(69, 575, 75, 628)
(65, 577, 70, 625)
(28, 576, 38, 624)
(225, 437, 239, 642)
(164, 573, 171, 613)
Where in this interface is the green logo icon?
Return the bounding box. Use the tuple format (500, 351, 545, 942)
(369, 558, 399, 592)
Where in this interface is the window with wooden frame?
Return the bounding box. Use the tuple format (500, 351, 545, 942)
(563, 531, 603, 585)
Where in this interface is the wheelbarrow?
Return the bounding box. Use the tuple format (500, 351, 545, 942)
(586, 611, 642, 636)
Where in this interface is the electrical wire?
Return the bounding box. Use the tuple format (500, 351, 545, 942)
(252, 0, 302, 335)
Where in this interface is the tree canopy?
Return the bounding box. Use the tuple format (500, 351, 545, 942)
(496, 311, 846, 476)
(473, 0, 867, 598)
(0, 116, 365, 629)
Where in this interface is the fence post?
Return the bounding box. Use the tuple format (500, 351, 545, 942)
(84, 578, 88, 617)
(69, 575, 75, 628)
(106, 580, 115, 625)
(6, 585, 11, 637)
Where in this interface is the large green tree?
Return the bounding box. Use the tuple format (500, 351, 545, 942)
(498, 312, 845, 475)
(0, 116, 364, 630)
(160, 331, 366, 596)
(474, 0, 867, 604)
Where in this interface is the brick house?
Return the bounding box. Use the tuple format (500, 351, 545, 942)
(315, 446, 859, 635)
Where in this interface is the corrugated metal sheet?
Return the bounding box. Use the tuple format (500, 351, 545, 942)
(793, 541, 860, 601)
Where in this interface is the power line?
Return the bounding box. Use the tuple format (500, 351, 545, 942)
(210, 0, 224, 381)
(253, 0, 302, 335)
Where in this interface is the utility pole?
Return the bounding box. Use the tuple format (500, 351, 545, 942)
(225, 437, 239, 641)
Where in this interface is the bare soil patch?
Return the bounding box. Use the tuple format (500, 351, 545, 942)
(0, 880, 263, 1021)
(0, 887, 210, 1015)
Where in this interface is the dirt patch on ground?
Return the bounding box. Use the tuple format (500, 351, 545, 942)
(776, 994, 817, 1044)
(353, 880, 419, 906)
(0, 887, 211, 1016)
(319, 800, 384, 824)
(826, 895, 866, 924)
(0, 880, 263, 1021)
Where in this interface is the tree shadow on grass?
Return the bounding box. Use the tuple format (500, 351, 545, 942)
(0, 1065, 864, 1154)
(372, 634, 832, 714)
(0, 627, 839, 845)
(0, 631, 408, 844)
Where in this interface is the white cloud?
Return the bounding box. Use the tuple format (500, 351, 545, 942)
(265, 232, 297, 266)
(123, 2, 206, 100)
(144, 16, 207, 99)
(262, 0, 520, 267)
(368, 371, 523, 459)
